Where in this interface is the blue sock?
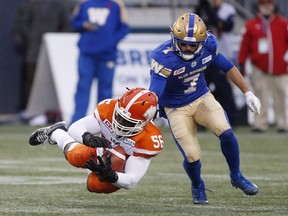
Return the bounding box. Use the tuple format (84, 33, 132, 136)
(183, 160, 203, 188)
(219, 129, 242, 179)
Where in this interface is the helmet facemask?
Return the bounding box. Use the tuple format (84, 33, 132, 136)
(112, 103, 146, 137)
(171, 33, 205, 60)
(112, 88, 157, 137)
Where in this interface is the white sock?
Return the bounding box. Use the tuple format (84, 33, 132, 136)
(50, 129, 76, 152)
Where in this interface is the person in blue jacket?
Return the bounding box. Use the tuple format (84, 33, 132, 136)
(70, 0, 130, 124)
(149, 13, 261, 204)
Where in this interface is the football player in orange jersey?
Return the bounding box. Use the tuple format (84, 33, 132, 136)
(29, 88, 164, 193)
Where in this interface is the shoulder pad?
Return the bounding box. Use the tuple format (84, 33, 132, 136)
(205, 33, 218, 53)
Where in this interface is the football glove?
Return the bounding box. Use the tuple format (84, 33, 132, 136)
(84, 156, 118, 183)
(82, 132, 112, 149)
(245, 91, 261, 115)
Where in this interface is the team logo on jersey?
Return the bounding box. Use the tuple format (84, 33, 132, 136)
(202, 55, 212, 64)
(173, 67, 185, 76)
(151, 59, 164, 73)
(191, 61, 197, 67)
(103, 119, 113, 132)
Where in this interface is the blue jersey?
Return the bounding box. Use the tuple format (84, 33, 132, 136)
(149, 33, 234, 108)
(71, 0, 130, 59)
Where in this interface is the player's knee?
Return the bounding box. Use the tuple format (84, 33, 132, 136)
(87, 172, 120, 194)
(65, 144, 96, 168)
(219, 128, 234, 141)
(63, 142, 77, 155)
(185, 152, 200, 162)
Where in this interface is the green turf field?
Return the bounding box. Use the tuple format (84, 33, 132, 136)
(0, 124, 287, 216)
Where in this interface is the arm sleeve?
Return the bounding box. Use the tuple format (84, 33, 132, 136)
(70, 4, 86, 31)
(68, 115, 101, 143)
(149, 71, 167, 98)
(113, 156, 151, 189)
(211, 52, 234, 74)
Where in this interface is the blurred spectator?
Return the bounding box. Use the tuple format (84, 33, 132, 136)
(238, 0, 288, 133)
(12, 0, 69, 116)
(195, 0, 239, 127)
(70, 0, 130, 124)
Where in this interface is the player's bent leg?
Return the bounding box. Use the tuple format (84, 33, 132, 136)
(219, 129, 259, 196)
(29, 121, 68, 146)
(183, 160, 208, 204)
(87, 172, 120, 193)
(65, 144, 97, 168)
(166, 105, 208, 204)
(194, 93, 230, 136)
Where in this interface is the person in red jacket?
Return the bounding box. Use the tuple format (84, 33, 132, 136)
(238, 0, 288, 133)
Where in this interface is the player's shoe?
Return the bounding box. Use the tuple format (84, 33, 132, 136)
(29, 121, 68, 146)
(231, 176, 258, 196)
(192, 181, 209, 204)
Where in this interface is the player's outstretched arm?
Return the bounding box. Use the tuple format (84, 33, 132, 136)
(114, 156, 151, 189)
(227, 66, 261, 114)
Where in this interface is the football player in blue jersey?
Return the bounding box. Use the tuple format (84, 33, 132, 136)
(70, 0, 130, 124)
(149, 13, 261, 204)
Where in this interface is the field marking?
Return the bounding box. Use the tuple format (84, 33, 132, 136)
(0, 176, 86, 185)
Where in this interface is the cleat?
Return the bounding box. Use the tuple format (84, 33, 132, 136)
(192, 181, 209, 204)
(29, 121, 68, 146)
(231, 176, 258, 196)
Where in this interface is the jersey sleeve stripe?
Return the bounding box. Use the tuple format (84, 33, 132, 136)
(134, 148, 161, 156)
(107, 148, 126, 160)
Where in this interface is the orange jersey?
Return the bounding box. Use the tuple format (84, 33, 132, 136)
(94, 99, 164, 159)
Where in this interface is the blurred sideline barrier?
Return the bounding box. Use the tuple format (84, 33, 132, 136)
(25, 33, 169, 123)
(25, 33, 276, 125)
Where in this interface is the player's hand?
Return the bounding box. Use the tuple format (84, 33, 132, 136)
(245, 91, 261, 115)
(83, 22, 99, 31)
(84, 156, 118, 183)
(82, 132, 112, 149)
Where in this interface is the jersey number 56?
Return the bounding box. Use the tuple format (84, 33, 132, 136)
(151, 135, 164, 148)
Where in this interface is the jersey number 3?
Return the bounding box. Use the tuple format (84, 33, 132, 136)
(183, 73, 200, 94)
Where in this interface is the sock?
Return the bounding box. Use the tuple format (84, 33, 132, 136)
(50, 129, 76, 152)
(183, 160, 203, 188)
(219, 129, 242, 180)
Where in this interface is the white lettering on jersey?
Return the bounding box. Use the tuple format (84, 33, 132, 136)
(189, 65, 207, 75)
(163, 47, 173, 54)
(173, 67, 185, 76)
(123, 138, 136, 147)
(202, 55, 212, 64)
(151, 135, 164, 148)
(183, 73, 201, 94)
(103, 119, 113, 132)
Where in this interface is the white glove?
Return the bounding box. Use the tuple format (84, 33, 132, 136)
(245, 91, 261, 114)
